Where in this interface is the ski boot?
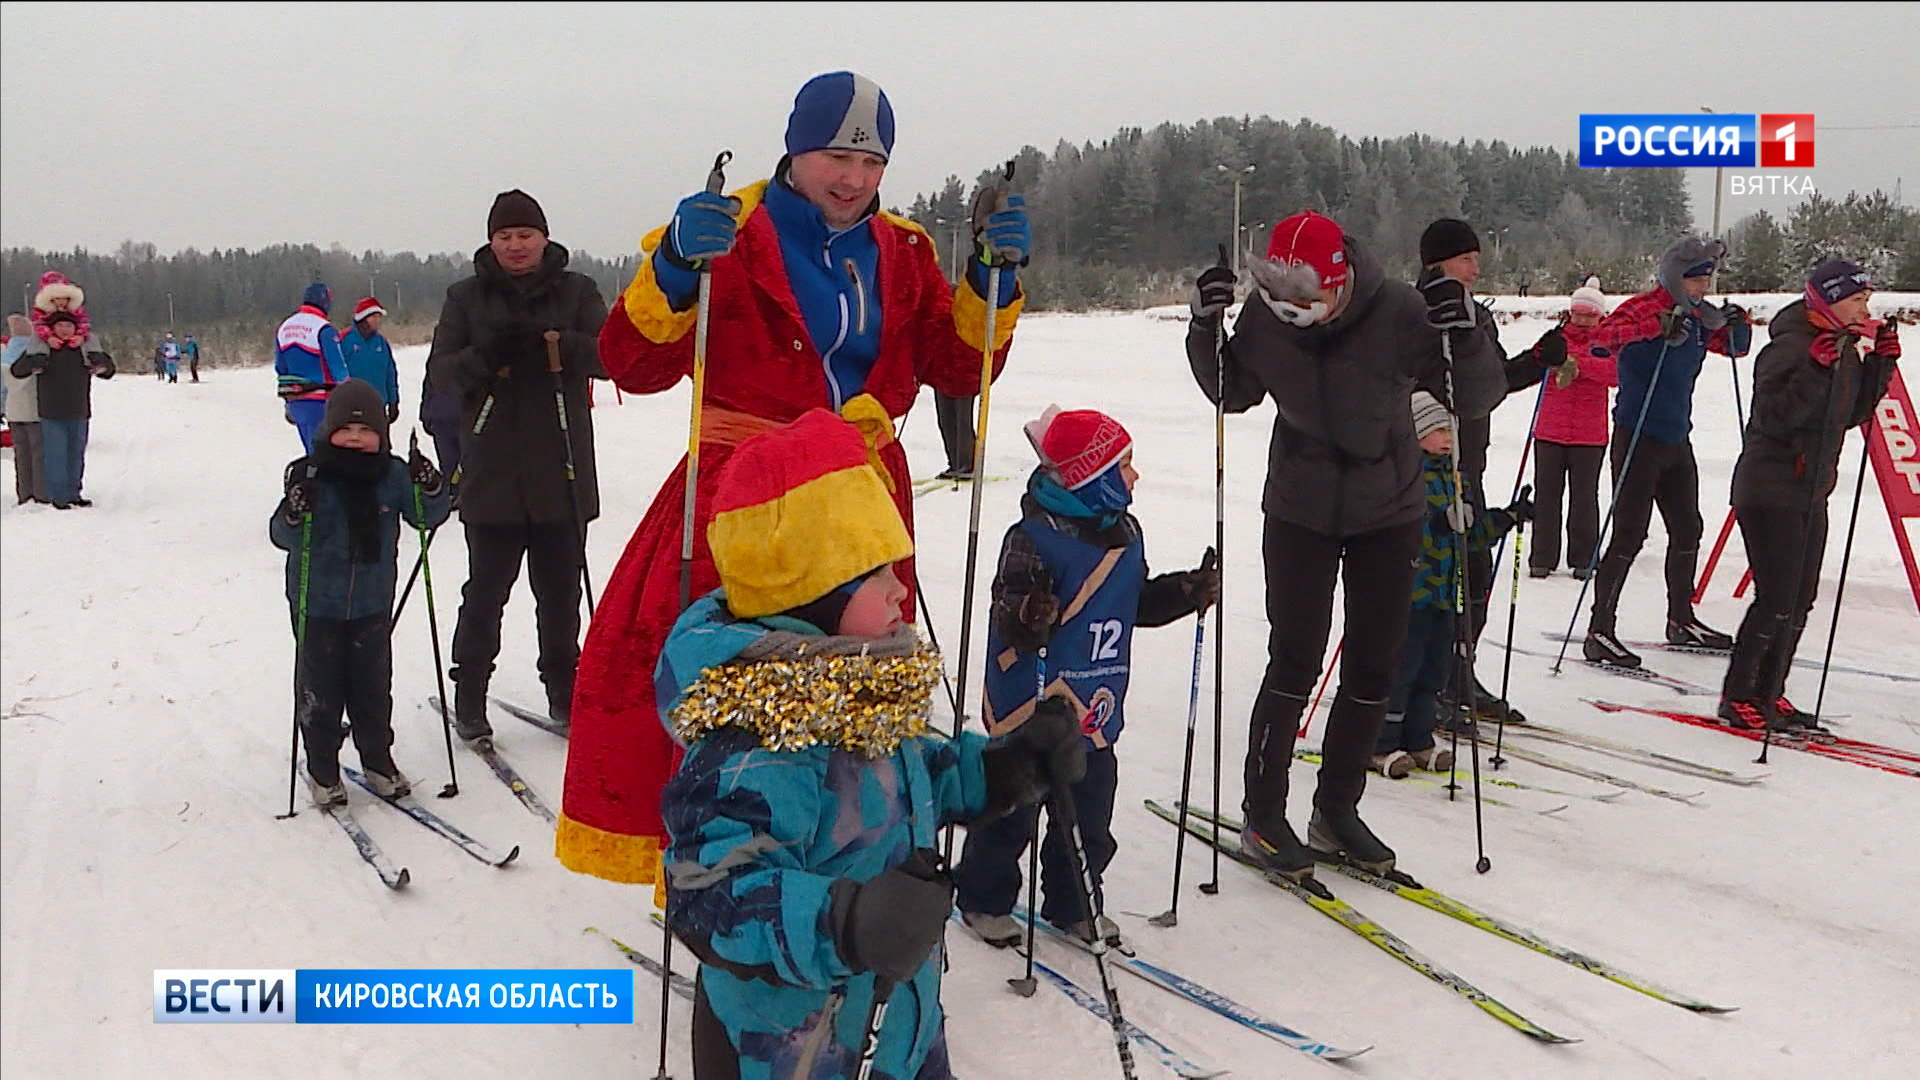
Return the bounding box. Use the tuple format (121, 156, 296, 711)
(1668, 617, 1734, 651)
(1527, 566, 1552, 579)
(1717, 698, 1769, 732)
(360, 758, 412, 800)
(1240, 816, 1315, 884)
(452, 677, 494, 743)
(1583, 630, 1642, 668)
(959, 910, 1022, 949)
(1472, 679, 1526, 725)
(1371, 750, 1414, 779)
(1308, 808, 1396, 874)
(1064, 914, 1126, 953)
(1773, 697, 1830, 735)
(546, 681, 574, 735)
(305, 763, 348, 808)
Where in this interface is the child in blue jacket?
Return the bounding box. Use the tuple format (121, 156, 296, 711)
(657, 409, 1083, 1080)
(952, 406, 1218, 951)
(271, 379, 449, 806)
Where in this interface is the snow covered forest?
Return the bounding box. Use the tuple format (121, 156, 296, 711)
(4, 115, 1916, 347)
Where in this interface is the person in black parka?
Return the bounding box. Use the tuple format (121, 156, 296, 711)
(1720, 260, 1897, 733)
(426, 190, 608, 740)
(1187, 211, 1450, 880)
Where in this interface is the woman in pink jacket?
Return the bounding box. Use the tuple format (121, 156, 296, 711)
(1530, 283, 1617, 578)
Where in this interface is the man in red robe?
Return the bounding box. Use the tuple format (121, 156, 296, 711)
(558, 71, 1030, 887)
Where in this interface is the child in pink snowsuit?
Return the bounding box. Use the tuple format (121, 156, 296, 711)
(31, 272, 91, 345)
(1529, 283, 1617, 578)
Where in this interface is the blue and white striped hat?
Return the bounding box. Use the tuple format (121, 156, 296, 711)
(785, 71, 895, 162)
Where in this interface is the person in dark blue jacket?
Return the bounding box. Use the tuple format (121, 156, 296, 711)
(337, 297, 400, 421)
(1580, 237, 1754, 667)
(271, 379, 450, 806)
(952, 406, 1217, 951)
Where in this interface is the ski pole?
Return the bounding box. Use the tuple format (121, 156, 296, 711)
(1009, 648, 1049, 996)
(1437, 328, 1491, 873)
(277, 481, 316, 821)
(654, 148, 733, 1080)
(1299, 637, 1341, 740)
(1204, 243, 1230, 899)
(545, 330, 596, 617)
(1052, 780, 1139, 1080)
(410, 431, 460, 799)
(905, 563, 961, 723)
(1552, 332, 1677, 673)
(945, 158, 1018, 866)
(1812, 430, 1872, 724)
(1489, 376, 1547, 574)
(1152, 549, 1215, 928)
(389, 524, 440, 633)
(1492, 501, 1527, 771)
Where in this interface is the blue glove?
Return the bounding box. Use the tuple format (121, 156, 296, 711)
(978, 194, 1030, 267)
(966, 194, 1027, 307)
(654, 190, 740, 310)
(664, 191, 738, 268)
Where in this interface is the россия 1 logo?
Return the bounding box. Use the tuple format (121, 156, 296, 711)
(1579, 114, 1814, 169)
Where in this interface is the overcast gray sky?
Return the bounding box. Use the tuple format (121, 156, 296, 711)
(3, 3, 1914, 258)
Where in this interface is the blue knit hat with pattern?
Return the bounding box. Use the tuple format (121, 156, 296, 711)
(785, 71, 895, 161)
(302, 282, 332, 315)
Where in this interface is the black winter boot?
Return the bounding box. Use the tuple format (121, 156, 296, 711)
(545, 679, 574, 733)
(452, 674, 493, 743)
(1308, 807, 1396, 873)
(1240, 817, 1315, 883)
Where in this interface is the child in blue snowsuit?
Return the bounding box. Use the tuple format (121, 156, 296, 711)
(271, 379, 449, 806)
(953, 406, 1218, 950)
(658, 409, 1084, 1080)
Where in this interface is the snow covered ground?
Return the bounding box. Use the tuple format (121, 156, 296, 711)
(3, 303, 1916, 1079)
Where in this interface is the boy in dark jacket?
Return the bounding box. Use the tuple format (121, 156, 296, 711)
(1720, 261, 1897, 732)
(271, 379, 450, 806)
(658, 409, 1082, 1080)
(952, 407, 1218, 949)
(1376, 402, 1530, 776)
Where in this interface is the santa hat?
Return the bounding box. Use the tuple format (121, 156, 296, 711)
(1264, 211, 1350, 291)
(706, 409, 913, 619)
(33, 270, 84, 313)
(353, 297, 387, 322)
(1023, 405, 1133, 491)
(1570, 283, 1607, 315)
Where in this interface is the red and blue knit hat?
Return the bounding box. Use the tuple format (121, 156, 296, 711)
(1024, 406, 1133, 491)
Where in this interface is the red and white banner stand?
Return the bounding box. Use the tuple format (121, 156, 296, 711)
(1863, 366, 1920, 615)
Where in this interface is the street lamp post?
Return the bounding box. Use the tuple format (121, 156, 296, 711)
(935, 217, 963, 287)
(1701, 106, 1724, 237)
(1218, 164, 1256, 276)
(167, 292, 175, 327)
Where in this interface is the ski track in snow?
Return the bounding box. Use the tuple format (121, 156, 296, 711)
(3, 301, 1916, 1078)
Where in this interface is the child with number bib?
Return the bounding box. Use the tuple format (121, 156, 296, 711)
(657, 409, 1083, 1080)
(954, 406, 1218, 952)
(271, 380, 450, 806)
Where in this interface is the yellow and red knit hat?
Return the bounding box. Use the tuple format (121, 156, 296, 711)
(707, 408, 914, 619)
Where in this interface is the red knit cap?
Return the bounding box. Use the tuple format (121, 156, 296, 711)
(353, 297, 387, 322)
(1265, 211, 1349, 289)
(1026, 406, 1133, 491)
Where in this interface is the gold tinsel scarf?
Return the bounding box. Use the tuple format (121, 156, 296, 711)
(669, 626, 944, 757)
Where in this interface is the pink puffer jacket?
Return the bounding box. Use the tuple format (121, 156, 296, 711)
(1534, 323, 1617, 446)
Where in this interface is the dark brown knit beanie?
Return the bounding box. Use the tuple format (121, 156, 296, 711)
(318, 379, 391, 453)
(487, 189, 548, 237)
